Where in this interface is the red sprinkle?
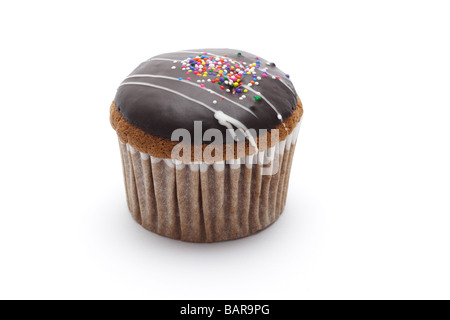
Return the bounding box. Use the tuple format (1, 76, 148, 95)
(220, 86, 225, 90)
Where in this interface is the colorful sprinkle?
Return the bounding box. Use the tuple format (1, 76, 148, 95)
(168, 53, 292, 98)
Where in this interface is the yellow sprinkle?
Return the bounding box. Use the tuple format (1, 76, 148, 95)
(233, 83, 239, 87)
(244, 89, 248, 93)
(237, 79, 241, 82)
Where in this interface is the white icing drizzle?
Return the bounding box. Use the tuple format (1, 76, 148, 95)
(121, 51, 298, 149)
(214, 111, 258, 150)
(120, 82, 217, 113)
(178, 51, 230, 61)
(147, 57, 179, 62)
(241, 85, 283, 121)
(146, 52, 297, 124)
(119, 82, 258, 149)
(123, 74, 257, 117)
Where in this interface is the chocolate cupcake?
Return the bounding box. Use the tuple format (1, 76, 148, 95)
(110, 49, 303, 242)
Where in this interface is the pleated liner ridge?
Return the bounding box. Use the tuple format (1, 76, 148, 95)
(118, 124, 300, 243)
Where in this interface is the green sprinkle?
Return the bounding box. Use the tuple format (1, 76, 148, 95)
(238, 52, 242, 56)
(254, 95, 262, 101)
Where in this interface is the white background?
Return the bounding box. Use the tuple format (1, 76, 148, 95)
(1, 0, 449, 300)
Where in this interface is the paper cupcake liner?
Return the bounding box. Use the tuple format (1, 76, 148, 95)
(118, 123, 300, 242)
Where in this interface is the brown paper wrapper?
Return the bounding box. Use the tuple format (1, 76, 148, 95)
(118, 126, 300, 242)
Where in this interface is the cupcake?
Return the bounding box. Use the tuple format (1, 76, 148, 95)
(110, 49, 303, 242)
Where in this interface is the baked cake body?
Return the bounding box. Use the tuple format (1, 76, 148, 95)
(111, 49, 303, 242)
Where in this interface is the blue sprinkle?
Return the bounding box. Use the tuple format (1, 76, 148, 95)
(178, 77, 183, 80)
(219, 77, 224, 82)
(286, 74, 290, 78)
(256, 60, 261, 64)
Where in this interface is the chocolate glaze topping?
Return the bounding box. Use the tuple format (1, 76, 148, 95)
(114, 49, 298, 139)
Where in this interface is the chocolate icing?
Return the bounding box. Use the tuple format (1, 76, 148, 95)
(114, 49, 298, 139)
